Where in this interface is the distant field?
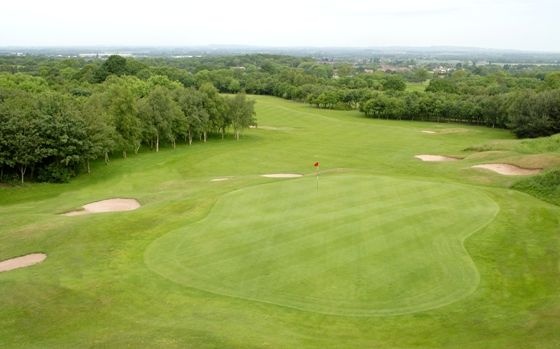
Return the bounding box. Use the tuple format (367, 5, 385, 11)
(406, 80, 430, 92)
(1, 96, 559, 348)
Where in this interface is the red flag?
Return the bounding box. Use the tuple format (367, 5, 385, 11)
(314, 162, 320, 167)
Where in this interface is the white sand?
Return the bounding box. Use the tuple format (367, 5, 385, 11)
(211, 178, 230, 182)
(261, 174, 303, 178)
(415, 155, 459, 162)
(421, 130, 436, 134)
(0, 253, 47, 272)
(64, 198, 140, 216)
(471, 164, 541, 176)
(251, 125, 290, 131)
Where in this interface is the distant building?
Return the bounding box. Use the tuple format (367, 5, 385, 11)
(433, 66, 452, 77)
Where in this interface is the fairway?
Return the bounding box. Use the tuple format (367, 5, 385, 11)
(146, 175, 498, 316)
(1, 95, 559, 348)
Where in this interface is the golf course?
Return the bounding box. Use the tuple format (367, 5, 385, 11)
(1, 95, 559, 348)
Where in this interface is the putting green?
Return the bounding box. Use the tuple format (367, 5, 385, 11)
(145, 175, 499, 316)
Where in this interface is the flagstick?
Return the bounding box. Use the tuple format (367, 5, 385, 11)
(316, 165, 319, 192)
(313, 161, 320, 192)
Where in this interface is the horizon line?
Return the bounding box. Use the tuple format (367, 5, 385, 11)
(1, 44, 559, 54)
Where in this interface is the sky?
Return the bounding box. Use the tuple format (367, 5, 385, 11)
(1, 0, 559, 51)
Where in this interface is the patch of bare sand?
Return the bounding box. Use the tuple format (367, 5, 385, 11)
(261, 174, 303, 178)
(471, 164, 541, 176)
(64, 198, 140, 216)
(211, 178, 230, 182)
(251, 125, 292, 131)
(0, 253, 46, 272)
(421, 130, 436, 134)
(415, 155, 460, 162)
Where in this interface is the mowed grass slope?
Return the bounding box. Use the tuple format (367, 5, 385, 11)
(1, 96, 559, 348)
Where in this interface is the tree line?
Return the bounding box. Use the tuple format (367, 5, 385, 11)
(357, 89, 560, 137)
(0, 72, 255, 183)
(130, 54, 560, 138)
(2, 53, 560, 182)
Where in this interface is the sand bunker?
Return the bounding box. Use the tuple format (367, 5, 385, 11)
(421, 130, 436, 134)
(64, 198, 140, 216)
(0, 253, 46, 272)
(249, 125, 291, 131)
(211, 178, 230, 182)
(471, 164, 541, 176)
(415, 155, 459, 162)
(261, 174, 303, 178)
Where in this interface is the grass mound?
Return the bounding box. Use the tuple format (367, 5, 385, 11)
(513, 169, 560, 206)
(516, 133, 560, 153)
(465, 133, 560, 154)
